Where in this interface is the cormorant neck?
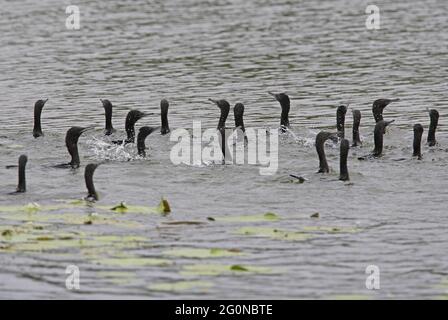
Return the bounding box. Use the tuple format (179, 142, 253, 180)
(161, 113, 170, 135)
(161, 101, 170, 135)
(137, 136, 147, 157)
(372, 106, 384, 123)
(66, 135, 81, 168)
(17, 156, 27, 192)
(336, 106, 347, 138)
(428, 110, 439, 146)
(280, 103, 290, 128)
(413, 124, 423, 159)
(316, 132, 332, 173)
(373, 122, 385, 157)
(339, 139, 350, 181)
(352, 110, 362, 147)
(68, 144, 80, 168)
(104, 107, 114, 135)
(217, 108, 229, 130)
(85, 166, 98, 201)
(219, 127, 226, 160)
(235, 113, 245, 132)
(33, 107, 43, 138)
(125, 126, 135, 143)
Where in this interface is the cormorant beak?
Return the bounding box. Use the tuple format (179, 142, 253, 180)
(208, 98, 219, 105)
(385, 120, 395, 126)
(81, 126, 96, 133)
(268, 92, 279, 101)
(385, 98, 400, 108)
(100, 99, 104, 104)
(43, 99, 49, 104)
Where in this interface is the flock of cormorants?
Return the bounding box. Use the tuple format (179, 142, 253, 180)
(5, 94, 440, 200)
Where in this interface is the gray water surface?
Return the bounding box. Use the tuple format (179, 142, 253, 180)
(1, 0, 448, 299)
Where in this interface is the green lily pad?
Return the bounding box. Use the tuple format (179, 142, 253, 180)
(235, 227, 312, 241)
(180, 264, 274, 276)
(1, 211, 139, 228)
(163, 248, 243, 259)
(93, 257, 172, 267)
(214, 213, 280, 223)
(96, 271, 137, 285)
(149, 280, 213, 292)
(105, 199, 171, 214)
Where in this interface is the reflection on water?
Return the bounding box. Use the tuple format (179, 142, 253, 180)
(1, 0, 448, 299)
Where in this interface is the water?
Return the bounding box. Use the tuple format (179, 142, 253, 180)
(1, 0, 448, 299)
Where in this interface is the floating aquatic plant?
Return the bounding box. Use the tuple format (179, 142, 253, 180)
(180, 264, 274, 276)
(163, 248, 243, 259)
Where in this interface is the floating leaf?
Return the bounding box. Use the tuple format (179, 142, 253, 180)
(110, 202, 128, 213)
(1, 230, 13, 238)
(93, 257, 172, 267)
(215, 213, 280, 223)
(105, 202, 166, 214)
(163, 248, 243, 259)
(149, 281, 213, 292)
(235, 227, 312, 241)
(157, 198, 171, 214)
(180, 264, 274, 276)
(96, 271, 136, 285)
(162, 221, 205, 226)
(230, 265, 248, 272)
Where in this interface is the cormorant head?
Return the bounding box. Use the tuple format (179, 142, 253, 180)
(34, 99, 48, 111)
(429, 109, 439, 123)
(269, 92, 290, 108)
(234, 103, 245, 118)
(161, 99, 169, 113)
(100, 99, 113, 111)
(138, 126, 157, 139)
(127, 110, 147, 126)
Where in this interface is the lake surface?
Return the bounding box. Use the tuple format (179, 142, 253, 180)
(1, 0, 447, 299)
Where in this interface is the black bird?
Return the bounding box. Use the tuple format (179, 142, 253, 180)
(10, 155, 28, 194)
(160, 99, 170, 135)
(209, 99, 230, 160)
(352, 109, 362, 147)
(339, 139, 350, 181)
(234, 103, 246, 134)
(372, 98, 399, 122)
(112, 110, 147, 145)
(84, 163, 100, 201)
(358, 120, 394, 160)
(427, 109, 439, 146)
(316, 131, 338, 173)
(55, 127, 92, 169)
(269, 92, 290, 132)
(336, 105, 347, 138)
(100, 99, 116, 136)
(137, 126, 157, 157)
(413, 124, 424, 159)
(33, 99, 48, 138)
